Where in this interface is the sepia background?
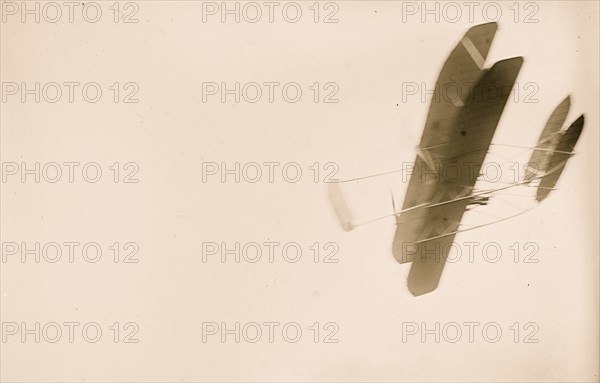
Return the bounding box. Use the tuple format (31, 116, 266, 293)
(1, 1, 598, 381)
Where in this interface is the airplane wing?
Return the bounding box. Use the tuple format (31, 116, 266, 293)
(392, 23, 498, 260)
(536, 115, 585, 202)
(397, 23, 497, 215)
(330, 22, 497, 236)
(524, 96, 571, 181)
(418, 22, 497, 166)
(398, 57, 524, 296)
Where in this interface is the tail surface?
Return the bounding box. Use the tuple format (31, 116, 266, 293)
(536, 114, 585, 202)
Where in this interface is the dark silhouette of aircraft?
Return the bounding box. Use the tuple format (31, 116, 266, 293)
(329, 23, 585, 296)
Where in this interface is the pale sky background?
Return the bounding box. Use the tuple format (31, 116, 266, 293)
(1, 1, 598, 382)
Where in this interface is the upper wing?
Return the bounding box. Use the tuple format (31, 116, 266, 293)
(524, 96, 571, 181)
(393, 24, 498, 260)
(399, 57, 524, 296)
(442, 57, 524, 171)
(399, 23, 497, 211)
(536, 114, 585, 201)
(418, 22, 497, 158)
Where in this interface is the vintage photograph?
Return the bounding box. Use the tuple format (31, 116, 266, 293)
(1, 1, 598, 382)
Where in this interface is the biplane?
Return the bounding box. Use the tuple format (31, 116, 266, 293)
(329, 22, 585, 296)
